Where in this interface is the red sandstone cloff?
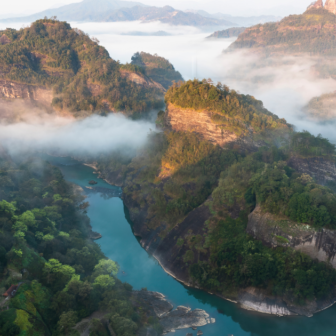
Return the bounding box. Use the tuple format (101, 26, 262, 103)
(308, 0, 336, 13)
(308, 0, 324, 9)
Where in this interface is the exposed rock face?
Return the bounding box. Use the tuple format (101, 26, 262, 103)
(247, 205, 336, 268)
(237, 286, 336, 317)
(0, 80, 52, 104)
(119, 69, 165, 91)
(0, 34, 10, 45)
(132, 290, 215, 334)
(160, 306, 214, 334)
(325, 0, 336, 14)
(307, 0, 324, 10)
(132, 291, 173, 318)
(287, 155, 336, 184)
(164, 103, 260, 151)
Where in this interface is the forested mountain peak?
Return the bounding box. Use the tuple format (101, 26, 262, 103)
(165, 80, 291, 136)
(131, 52, 183, 90)
(0, 19, 164, 115)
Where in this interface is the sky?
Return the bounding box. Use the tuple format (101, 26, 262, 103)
(0, 0, 314, 17)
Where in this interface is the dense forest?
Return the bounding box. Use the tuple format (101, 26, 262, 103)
(131, 52, 183, 90)
(0, 19, 164, 115)
(0, 152, 162, 336)
(165, 80, 291, 136)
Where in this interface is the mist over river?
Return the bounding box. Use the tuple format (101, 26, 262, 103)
(40, 154, 336, 336)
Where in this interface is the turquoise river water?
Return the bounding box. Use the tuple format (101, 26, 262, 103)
(44, 155, 336, 336)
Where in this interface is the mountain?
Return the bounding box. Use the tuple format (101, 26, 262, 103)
(185, 10, 281, 27)
(207, 27, 246, 39)
(0, 0, 236, 27)
(131, 52, 184, 90)
(0, 0, 147, 22)
(0, 19, 164, 117)
(229, 6, 336, 56)
(93, 80, 336, 317)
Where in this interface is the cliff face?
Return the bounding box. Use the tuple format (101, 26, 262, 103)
(325, 0, 336, 14)
(287, 155, 336, 184)
(123, 192, 211, 286)
(164, 103, 261, 151)
(308, 0, 324, 10)
(119, 69, 165, 91)
(247, 205, 336, 268)
(0, 80, 53, 104)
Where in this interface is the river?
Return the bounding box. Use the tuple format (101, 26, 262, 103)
(43, 154, 336, 336)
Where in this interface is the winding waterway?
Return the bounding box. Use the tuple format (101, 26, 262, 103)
(44, 154, 336, 336)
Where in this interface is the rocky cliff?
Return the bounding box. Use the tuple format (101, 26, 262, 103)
(0, 80, 53, 104)
(308, 0, 324, 10)
(325, 0, 336, 14)
(164, 102, 262, 151)
(247, 205, 336, 268)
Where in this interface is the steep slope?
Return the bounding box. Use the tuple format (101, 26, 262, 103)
(131, 52, 183, 90)
(164, 79, 291, 150)
(0, 19, 164, 116)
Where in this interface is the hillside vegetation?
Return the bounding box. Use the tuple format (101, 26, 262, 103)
(131, 52, 183, 90)
(0, 153, 162, 336)
(0, 19, 163, 115)
(165, 80, 291, 136)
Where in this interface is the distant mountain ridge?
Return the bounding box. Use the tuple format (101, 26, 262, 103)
(185, 9, 282, 26)
(0, 0, 235, 27)
(207, 27, 246, 39)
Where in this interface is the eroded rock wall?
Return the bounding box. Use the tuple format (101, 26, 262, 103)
(0, 80, 52, 104)
(164, 103, 261, 151)
(325, 0, 336, 14)
(247, 205, 336, 268)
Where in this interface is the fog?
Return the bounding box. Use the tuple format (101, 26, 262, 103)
(71, 21, 336, 141)
(0, 109, 155, 157)
(1, 19, 336, 154)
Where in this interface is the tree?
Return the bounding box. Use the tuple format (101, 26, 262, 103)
(93, 259, 119, 277)
(93, 275, 115, 289)
(43, 259, 75, 289)
(57, 311, 79, 335)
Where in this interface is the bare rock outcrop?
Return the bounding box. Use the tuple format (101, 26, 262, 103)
(307, 0, 324, 10)
(0, 34, 10, 45)
(237, 286, 336, 317)
(120, 69, 165, 91)
(247, 205, 336, 268)
(0, 80, 52, 104)
(132, 290, 215, 334)
(164, 103, 261, 151)
(325, 0, 336, 14)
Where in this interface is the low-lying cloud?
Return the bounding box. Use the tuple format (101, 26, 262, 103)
(0, 111, 155, 157)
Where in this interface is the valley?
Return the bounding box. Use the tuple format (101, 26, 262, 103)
(2, 2, 336, 336)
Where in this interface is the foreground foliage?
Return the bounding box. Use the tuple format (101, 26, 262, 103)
(0, 154, 155, 336)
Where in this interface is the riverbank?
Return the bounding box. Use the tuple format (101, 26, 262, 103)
(47, 154, 336, 336)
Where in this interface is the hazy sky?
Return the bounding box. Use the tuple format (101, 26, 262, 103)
(1, 0, 313, 17)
